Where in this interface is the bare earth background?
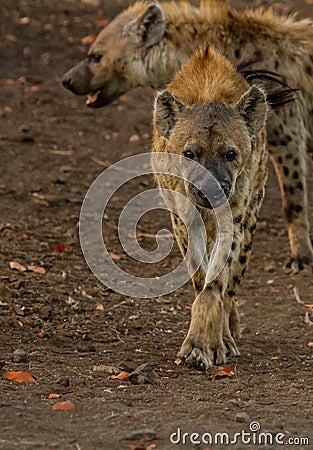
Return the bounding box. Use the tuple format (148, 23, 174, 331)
(0, 1, 313, 449)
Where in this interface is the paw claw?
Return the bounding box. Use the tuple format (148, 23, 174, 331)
(284, 255, 313, 275)
(178, 340, 226, 371)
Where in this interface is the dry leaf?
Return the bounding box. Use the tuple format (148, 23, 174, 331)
(211, 365, 234, 380)
(52, 401, 76, 411)
(44, 23, 53, 30)
(18, 17, 31, 24)
(109, 371, 129, 381)
(94, 18, 109, 27)
(53, 243, 67, 253)
(307, 342, 313, 347)
(3, 370, 36, 383)
(174, 358, 183, 365)
(30, 85, 41, 92)
(96, 303, 105, 311)
(47, 393, 61, 399)
(27, 265, 46, 274)
(18, 233, 30, 240)
(9, 261, 27, 272)
(109, 252, 122, 261)
(64, 386, 73, 394)
(81, 35, 95, 44)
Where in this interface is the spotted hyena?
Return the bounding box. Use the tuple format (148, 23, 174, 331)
(62, 0, 313, 273)
(151, 45, 269, 369)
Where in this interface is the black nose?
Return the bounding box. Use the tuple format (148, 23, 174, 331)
(220, 180, 231, 198)
(62, 72, 73, 90)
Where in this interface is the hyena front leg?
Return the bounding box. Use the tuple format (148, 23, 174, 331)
(171, 212, 226, 369)
(268, 105, 313, 273)
(170, 212, 208, 295)
(177, 280, 226, 370)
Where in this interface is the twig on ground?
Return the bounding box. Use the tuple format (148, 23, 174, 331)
(293, 287, 304, 306)
(293, 287, 313, 326)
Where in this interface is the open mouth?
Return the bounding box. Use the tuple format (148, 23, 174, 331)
(86, 90, 102, 107)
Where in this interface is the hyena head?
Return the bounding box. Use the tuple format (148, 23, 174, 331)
(62, 2, 165, 107)
(154, 87, 267, 209)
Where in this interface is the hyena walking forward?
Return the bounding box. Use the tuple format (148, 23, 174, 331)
(152, 46, 269, 369)
(62, 0, 313, 273)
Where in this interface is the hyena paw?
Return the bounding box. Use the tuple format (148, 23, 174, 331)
(229, 305, 241, 341)
(177, 339, 226, 371)
(284, 253, 313, 275)
(223, 333, 240, 357)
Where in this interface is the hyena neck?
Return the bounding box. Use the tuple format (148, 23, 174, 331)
(145, 41, 191, 89)
(144, 1, 229, 89)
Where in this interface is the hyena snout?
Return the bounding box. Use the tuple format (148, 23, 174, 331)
(190, 177, 231, 209)
(62, 61, 92, 95)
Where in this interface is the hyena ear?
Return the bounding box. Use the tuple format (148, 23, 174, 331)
(154, 90, 185, 139)
(236, 85, 268, 135)
(125, 4, 165, 48)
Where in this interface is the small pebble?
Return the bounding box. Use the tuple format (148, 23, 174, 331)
(39, 305, 51, 320)
(128, 363, 159, 385)
(124, 429, 157, 441)
(56, 376, 70, 387)
(264, 262, 276, 273)
(129, 134, 140, 143)
(235, 412, 251, 424)
(13, 349, 28, 363)
(55, 175, 67, 184)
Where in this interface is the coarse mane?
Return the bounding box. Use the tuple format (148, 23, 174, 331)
(166, 45, 250, 105)
(125, 0, 313, 47)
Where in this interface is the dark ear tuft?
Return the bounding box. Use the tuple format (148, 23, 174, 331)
(154, 90, 185, 138)
(237, 59, 298, 110)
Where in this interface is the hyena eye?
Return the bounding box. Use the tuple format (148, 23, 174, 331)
(184, 150, 195, 160)
(225, 150, 236, 161)
(89, 54, 102, 63)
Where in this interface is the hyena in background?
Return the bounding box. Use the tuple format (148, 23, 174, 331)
(62, 0, 313, 273)
(152, 45, 269, 369)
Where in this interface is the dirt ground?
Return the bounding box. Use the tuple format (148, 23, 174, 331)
(1, 1, 313, 449)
